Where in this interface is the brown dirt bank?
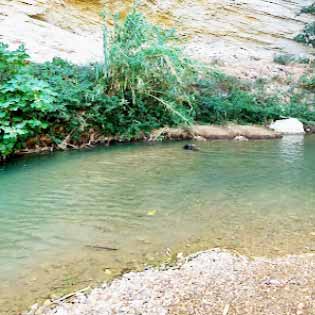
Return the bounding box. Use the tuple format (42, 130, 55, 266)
(12, 124, 281, 159)
(24, 249, 315, 315)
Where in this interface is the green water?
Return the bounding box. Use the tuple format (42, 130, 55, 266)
(0, 136, 315, 314)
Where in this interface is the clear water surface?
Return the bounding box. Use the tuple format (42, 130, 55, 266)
(0, 136, 314, 314)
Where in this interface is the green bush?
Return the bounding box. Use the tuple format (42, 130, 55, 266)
(29, 58, 107, 142)
(29, 9, 199, 142)
(273, 54, 310, 65)
(28, 9, 198, 141)
(294, 22, 315, 47)
(194, 71, 315, 125)
(0, 43, 56, 158)
(301, 4, 315, 15)
(1, 8, 315, 160)
(103, 9, 198, 127)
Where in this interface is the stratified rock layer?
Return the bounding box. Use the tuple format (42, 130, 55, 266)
(0, 0, 103, 63)
(0, 0, 314, 66)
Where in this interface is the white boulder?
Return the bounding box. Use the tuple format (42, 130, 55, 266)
(233, 136, 249, 141)
(269, 118, 305, 135)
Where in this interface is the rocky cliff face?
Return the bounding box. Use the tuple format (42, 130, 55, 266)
(0, 0, 314, 74)
(0, 0, 103, 63)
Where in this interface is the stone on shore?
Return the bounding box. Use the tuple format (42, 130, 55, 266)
(269, 118, 305, 135)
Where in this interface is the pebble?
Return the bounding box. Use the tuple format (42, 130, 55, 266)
(263, 279, 282, 286)
(23, 250, 315, 315)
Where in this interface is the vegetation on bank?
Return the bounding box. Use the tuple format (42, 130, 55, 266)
(0, 9, 315, 160)
(295, 3, 315, 47)
(273, 54, 310, 66)
(301, 3, 315, 15)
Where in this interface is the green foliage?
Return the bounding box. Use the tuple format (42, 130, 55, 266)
(1, 8, 315, 160)
(30, 58, 103, 111)
(301, 4, 315, 15)
(194, 71, 315, 125)
(294, 22, 315, 47)
(281, 102, 315, 124)
(0, 44, 56, 158)
(28, 9, 198, 143)
(295, 3, 315, 47)
(273, 54, 310, 65)
(195, 72, 275, 124)
(104, 9, 197, 126)
(29, 58, 107, 141)
(299, 73, 315, 89)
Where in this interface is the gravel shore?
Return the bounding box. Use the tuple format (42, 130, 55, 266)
(25, 249, 315, 315)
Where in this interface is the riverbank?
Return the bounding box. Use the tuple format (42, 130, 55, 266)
(14, 124, 282, 158)
(149, 124, 282, 141)
(24, 249, 315, 315)
(2, 31, 315, 163)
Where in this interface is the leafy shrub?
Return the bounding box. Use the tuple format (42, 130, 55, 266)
(0, 43, 56, 159)
(29, 58, 107, 141)
(27, 9, 199, 143)
(103, 9, 198, 127)
(294, 22, 315, 47)
(281, 102, 315, 124)
(1, 8, 315, 160)
(30, 58, 103, 111)
(295, 3, 315, 47)
(301, 4, 315, 15)
(195, 71, 269, 124)
(273, 54, 310, 65)
(195, 71, 315, 125)
(299, 74, 315, 89)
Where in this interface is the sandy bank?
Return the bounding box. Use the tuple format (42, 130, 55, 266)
(25, 249, 315, 315)
(149, 124, 282, 141)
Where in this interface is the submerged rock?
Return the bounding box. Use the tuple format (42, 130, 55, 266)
(193, 135, 207, 141)
(269, 118, 305, 135)
(305, 125, 315, 134)
(183, 144, 200, 151)
(233, 135, 249, 141)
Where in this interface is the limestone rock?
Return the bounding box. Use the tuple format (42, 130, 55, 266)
(0, 0, 314, 72)
(233, 135, 249, 141)
(193, 135, 207, 141)
(269, 118, 305, 134)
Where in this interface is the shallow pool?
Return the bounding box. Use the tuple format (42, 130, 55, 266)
(0, 136, 314, 314)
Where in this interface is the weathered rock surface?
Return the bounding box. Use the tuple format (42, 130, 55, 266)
(270, 118, 305, 134)
(0, 0, 314, 71)
(0, 0, 103, 63)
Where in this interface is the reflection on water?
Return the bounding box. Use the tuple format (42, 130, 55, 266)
(0, 136, 314, 314)
(279, 135, 305, 163)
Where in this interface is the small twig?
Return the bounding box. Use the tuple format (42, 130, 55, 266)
(223, 304, 230, 315)
(52, 286, 90, 304)
(85, 245, 119, 251)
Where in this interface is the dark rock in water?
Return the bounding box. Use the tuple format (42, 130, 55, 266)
(305, 125, 315, 134)
(183, 144, 200, 151)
